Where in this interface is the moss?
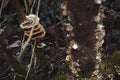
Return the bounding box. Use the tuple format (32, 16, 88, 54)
(100, 50, 120, 77)
(50, 70, 66, 80)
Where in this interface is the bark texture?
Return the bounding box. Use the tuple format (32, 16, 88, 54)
(67, 0, 100, 75)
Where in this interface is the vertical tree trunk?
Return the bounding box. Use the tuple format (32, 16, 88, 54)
(67, 0, 100, 75)
(9, 0, 26, 22)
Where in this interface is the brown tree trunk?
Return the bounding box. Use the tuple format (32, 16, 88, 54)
(67, 0, 100, 76)
(9, 0, 27, 23)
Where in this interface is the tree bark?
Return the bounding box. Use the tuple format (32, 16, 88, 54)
(67, 0, 100, 75)
(9, 0, 26, 23)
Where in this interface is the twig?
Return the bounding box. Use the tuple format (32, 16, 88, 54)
(30, 0, 36, 14)
(49, 19, 67, 27)
(20, 34, 25, 51)
(33, 41, 37, 69)
(18, 23, 35, 60)
(36, 0, 41, 16)
(0, 19, 6, 27)
(24, 0, 29, 13)
(0, 0, 4, 17)
(25, 41, 36, 80)
(0, 75, 11, 80)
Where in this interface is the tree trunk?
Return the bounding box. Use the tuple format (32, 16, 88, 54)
(67, 0, 100, 75)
